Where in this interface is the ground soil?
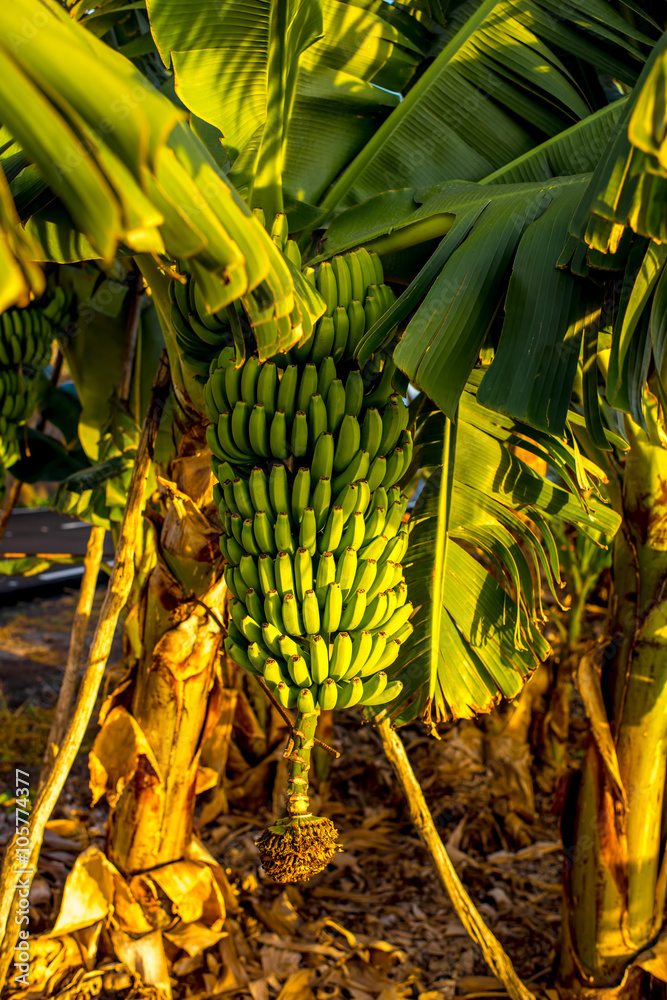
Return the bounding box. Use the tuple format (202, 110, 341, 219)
(0, 590, 573, 1000)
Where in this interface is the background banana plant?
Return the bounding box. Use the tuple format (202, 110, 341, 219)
(2, 0, 667, 994)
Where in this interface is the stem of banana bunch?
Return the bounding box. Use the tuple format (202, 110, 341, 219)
(378, 718, 537, 1000)
(0, 353, 169, 994)
(285, 708, 320, 818)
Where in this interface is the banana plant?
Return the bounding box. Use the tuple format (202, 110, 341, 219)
(1, 0, 667, 995)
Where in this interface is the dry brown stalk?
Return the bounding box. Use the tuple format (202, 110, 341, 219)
(0, 353, 170, 992)
(377, 717, 537, 1000)
(39, 525, 107, 784)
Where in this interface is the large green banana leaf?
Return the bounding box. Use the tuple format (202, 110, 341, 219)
(320, 174, 602, 437)
(145, 0, 421, 209)
(390, 370, 621, 727)
(0, 0, 306, 358)
(569, 31, 667, 254)
(320, 0, 656, 211)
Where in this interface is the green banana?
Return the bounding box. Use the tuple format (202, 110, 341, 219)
(262, 622, 283, 656)
(283, 592, 304, 636)
(331, 450, 370, 496)
(335, 546, 358, 599)
(277, 364, 298, 422)
(334, 414, 361, 474)
(232, 477, 254, 520)
(308, 393, 328, 446)
(257, 361, 277, 419)
(336, 677, 364, 709)
(263, 590, 285, 632)
(269, 463, 290, 516)
(329, 631, 352, 680)
(334, 481, 359, 523)
(302, 590, 321, 635)
(358, 590, 388, 631)
(337, 510, 366, 553)
(359, 631, 387, 676)
(254, 510, 277, 556)
(248, 642, 269, 673)
(378, 601, 414, 640)
(241, 518, 260, 557)
(360, 669, 387, 704)
(310, 634, 329, 684)
(275, 511, 295, 553)
(318, 356, 336, 399)
(299, 508, 317, 555)
(360, 406, 383, 468)
(332, 307, 349, 362)
(311, 432, 334, 481)
(322, 581, 343, 633)
(345, 251, 365, 302)
(298, 686, 316, 715)
(270, 410, 289, 459)
(315, 551, 335, 607)
(332, 255, 352, 308)
(383, 447, 404, 489)
(248, 404, 270, 457)
(372, 640, 402, 674)
(318, 677, 338, 711)
(312, 477, 332, 531)
(345, 371, 364, 418)
(249, 467, 274, 521)
(316, 261, 338, 316)
(258, 553, 276, 595)
(358, 532, 387, 563)
(346, 300, 366, 358)
(245, 587, 264, 624)
(225, 637, 252, 673)
(319, 505, 344, 554)
(275, 550, 296, 597)
(225, 362, 242, 409)
(363, 678, 403, 707)
(239, 553, 261, 592)
(288, 653, 311, 687)
(292, 467, 311, 523)
(326, 379, 346, 433)
(343, 630, 374, 680)
(311, 316, 335, 363)
(218, 412, 250, 463)
(294, 547, 314, 601)
(291, 410, 309, 458)
(297, 364, 319, 414)
(339, 588, 367, 631)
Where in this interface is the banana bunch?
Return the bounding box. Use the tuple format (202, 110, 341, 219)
(0, 287, 70, 486)
(168, 213, 325, 375)
(174, 229, 413, 881)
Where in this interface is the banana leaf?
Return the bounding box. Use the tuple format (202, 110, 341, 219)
(390, 370, 620, 727)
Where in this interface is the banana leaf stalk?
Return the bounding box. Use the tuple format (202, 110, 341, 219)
(563, 401, 667, 987)
(0, 355, 169, 993)
(97, 425, 230, 875)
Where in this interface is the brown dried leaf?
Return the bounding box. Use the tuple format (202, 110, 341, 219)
(164, 920, 227, 958)
(50, 847, 114, 937)
(276, 968, 314, 1000)
(88, 706, 162, 808)
(110, 928, 172, 999)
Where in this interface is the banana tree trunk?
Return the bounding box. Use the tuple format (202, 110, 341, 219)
(90, 421, 229, 875)
(563, 406, 667, 990)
